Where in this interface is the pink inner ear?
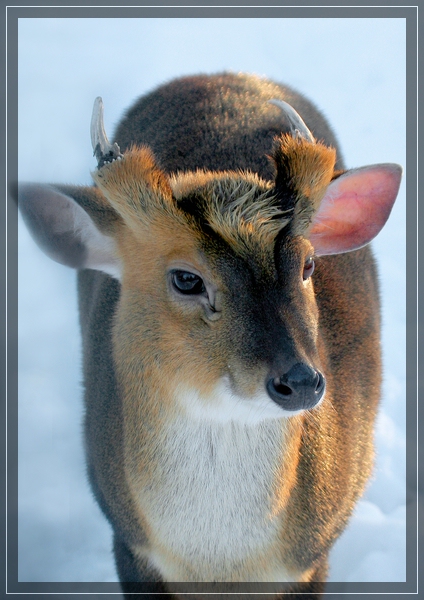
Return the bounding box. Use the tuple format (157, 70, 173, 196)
(309, 163, 402, 256)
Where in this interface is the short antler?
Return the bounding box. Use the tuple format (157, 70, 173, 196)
(90, 96, 123, 168)
(269, 99, 315, 144)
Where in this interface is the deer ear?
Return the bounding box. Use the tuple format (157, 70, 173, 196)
(16, 183, 122, 279)
(308, 163, 402, 256)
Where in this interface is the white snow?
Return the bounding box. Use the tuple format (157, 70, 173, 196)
(17, 16, 407, 588)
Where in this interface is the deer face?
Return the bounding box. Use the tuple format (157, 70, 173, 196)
(89, 140, 334, 421)
(17, 97, 401, 423)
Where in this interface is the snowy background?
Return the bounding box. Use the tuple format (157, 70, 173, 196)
(17, 17, 406, 589)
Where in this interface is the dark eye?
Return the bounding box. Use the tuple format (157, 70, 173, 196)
(303, 257, 315, 280)
(171, 270, 206, 295)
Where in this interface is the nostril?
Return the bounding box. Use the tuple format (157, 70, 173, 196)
(316, 372, 325, 394)
(271, 378, 292, 397)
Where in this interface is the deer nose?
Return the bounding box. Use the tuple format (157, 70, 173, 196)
(266, 363, 325, 411)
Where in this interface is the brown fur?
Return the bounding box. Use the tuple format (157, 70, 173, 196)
(93, 136, 336, 264)
(83, 75, 382, 595)
(272, 134, 337, 235)
(18, 73, 387, 597)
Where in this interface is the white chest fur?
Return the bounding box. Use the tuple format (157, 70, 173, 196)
(133, 388, 298, 582)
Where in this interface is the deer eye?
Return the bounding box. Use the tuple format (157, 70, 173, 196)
(171, 270, 206, 295)
(303, 257, 315, 280)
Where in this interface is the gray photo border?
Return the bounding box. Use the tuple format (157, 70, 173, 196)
(4, 2, 419, 598)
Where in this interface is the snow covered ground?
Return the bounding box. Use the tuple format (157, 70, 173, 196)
(17, 17, 407, 589)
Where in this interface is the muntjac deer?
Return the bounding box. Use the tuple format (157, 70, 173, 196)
(17, 73, 402, 598)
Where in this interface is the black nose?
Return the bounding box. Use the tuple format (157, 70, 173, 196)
(266, 363, 325, 411)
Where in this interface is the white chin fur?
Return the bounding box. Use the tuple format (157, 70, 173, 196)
(175, 377, 306, 424)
